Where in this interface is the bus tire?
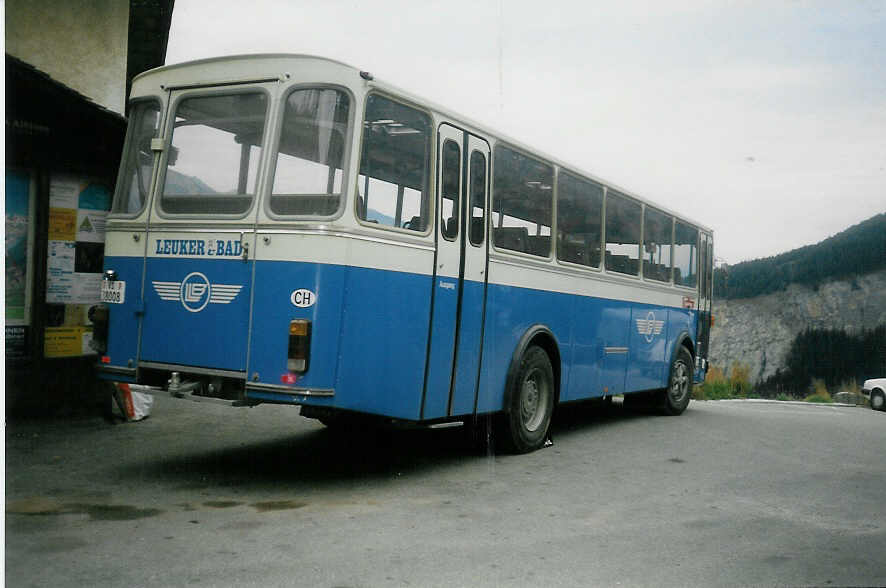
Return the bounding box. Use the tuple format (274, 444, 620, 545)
(659, 346, 693, 416)
(500, 345, 554, 453)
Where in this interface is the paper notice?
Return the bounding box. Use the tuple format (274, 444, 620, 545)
(49, 208, 77, 241)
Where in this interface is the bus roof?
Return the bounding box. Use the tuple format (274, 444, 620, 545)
(133, 53, 713, 234)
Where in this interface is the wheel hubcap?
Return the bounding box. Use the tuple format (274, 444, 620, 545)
(670, 361, 689, 404)
(521, 369, 548, 432)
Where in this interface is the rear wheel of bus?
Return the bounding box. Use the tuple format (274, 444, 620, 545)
(659, 346, 693, 415)
(500, 345, 554, 453)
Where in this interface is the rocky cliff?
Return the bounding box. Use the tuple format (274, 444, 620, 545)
(709, 269, 886, 383)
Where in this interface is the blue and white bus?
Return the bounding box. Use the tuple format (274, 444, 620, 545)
(94, 54, 713, 453)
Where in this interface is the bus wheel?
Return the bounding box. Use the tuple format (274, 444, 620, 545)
(659, 347, 693, 416)
(501, 345, 554, 453)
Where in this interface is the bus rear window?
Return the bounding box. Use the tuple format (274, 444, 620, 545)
(270, 88, 351, 217)
(112, 100, 161, 215)
(161, 92, 267, 215)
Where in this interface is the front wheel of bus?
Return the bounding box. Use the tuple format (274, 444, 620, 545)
(501, 345, 554, 453)
(659, 346, 693, 416)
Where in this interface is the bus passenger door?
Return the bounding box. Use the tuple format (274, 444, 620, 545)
(696, 232, 713, 374)
(450, 135, 490, 416)
(421, 124, 490, 420)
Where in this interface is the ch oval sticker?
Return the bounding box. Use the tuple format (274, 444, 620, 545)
(290, 289, 316, 308)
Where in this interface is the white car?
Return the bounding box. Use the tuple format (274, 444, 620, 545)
(862, 378, 886, 411)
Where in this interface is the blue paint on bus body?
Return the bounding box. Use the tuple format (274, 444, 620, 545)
(101, 255, 144, 375)
(139, 257, 253, 370)
(248, 261, 432, 420)
(102, 256, 697, 421)
(449, 279, 486, 417)
(422, 276, 460, 420)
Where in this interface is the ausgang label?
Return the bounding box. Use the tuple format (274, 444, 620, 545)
(154, 239, 242, 257)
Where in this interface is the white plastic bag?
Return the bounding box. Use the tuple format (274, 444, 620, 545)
(114, 382, 153, 421)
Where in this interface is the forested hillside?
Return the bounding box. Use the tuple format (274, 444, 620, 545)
(759, 325, 886, 394)
(714, 213, 886, 300)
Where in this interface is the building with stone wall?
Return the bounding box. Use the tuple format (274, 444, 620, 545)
(6, 0, 174, 413)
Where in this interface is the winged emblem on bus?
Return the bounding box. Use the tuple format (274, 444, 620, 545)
(152, 272, 242, 313)
(636, 311, 665, 343)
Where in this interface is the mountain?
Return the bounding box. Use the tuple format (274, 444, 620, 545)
(714, 213, 886, 300)
(710, 269, 886, 384)
(709, 212, 886, 386)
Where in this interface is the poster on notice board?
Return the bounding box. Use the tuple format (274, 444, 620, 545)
(44, 175, 111, 357)
(6, 170, 34, 359)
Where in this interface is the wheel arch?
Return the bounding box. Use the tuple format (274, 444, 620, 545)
(503, 324, 561, 413)
(671, 331, 696, 368)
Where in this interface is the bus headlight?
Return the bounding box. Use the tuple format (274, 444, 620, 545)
(287, 319, 311, 373)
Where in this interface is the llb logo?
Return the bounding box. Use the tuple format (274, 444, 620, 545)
(180, 272, 211, 312)
(152, 272, 243, 313)
(635, 311, 665, 343)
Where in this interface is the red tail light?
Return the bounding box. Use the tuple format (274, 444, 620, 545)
(287, 320, 311, 373)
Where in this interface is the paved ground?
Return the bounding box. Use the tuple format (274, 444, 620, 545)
(6, 396, 886, 587)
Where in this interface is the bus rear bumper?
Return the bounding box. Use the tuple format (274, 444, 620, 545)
(244, 382, 335, 406)
(125, 381, 259, 407)
(245, 382, 334, 397)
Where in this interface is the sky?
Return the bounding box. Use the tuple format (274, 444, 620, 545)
(165, 0, 886, 264)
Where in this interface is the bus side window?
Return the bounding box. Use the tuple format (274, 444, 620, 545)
(357, 95, 431, 232)
(556, 171, 603, 268)
(604, 190, 642, 276)
(270, 88, 350, 217)
(674, 221, 698, 288)
(643, 206, 674, 282)
(440, 139, 460, 241)
(492, 145, 553, 256)
(494, 226, 528, 252)
(469, 150, 487, 246)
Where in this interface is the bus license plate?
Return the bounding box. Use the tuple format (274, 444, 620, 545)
(101, 280, 126, 304)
